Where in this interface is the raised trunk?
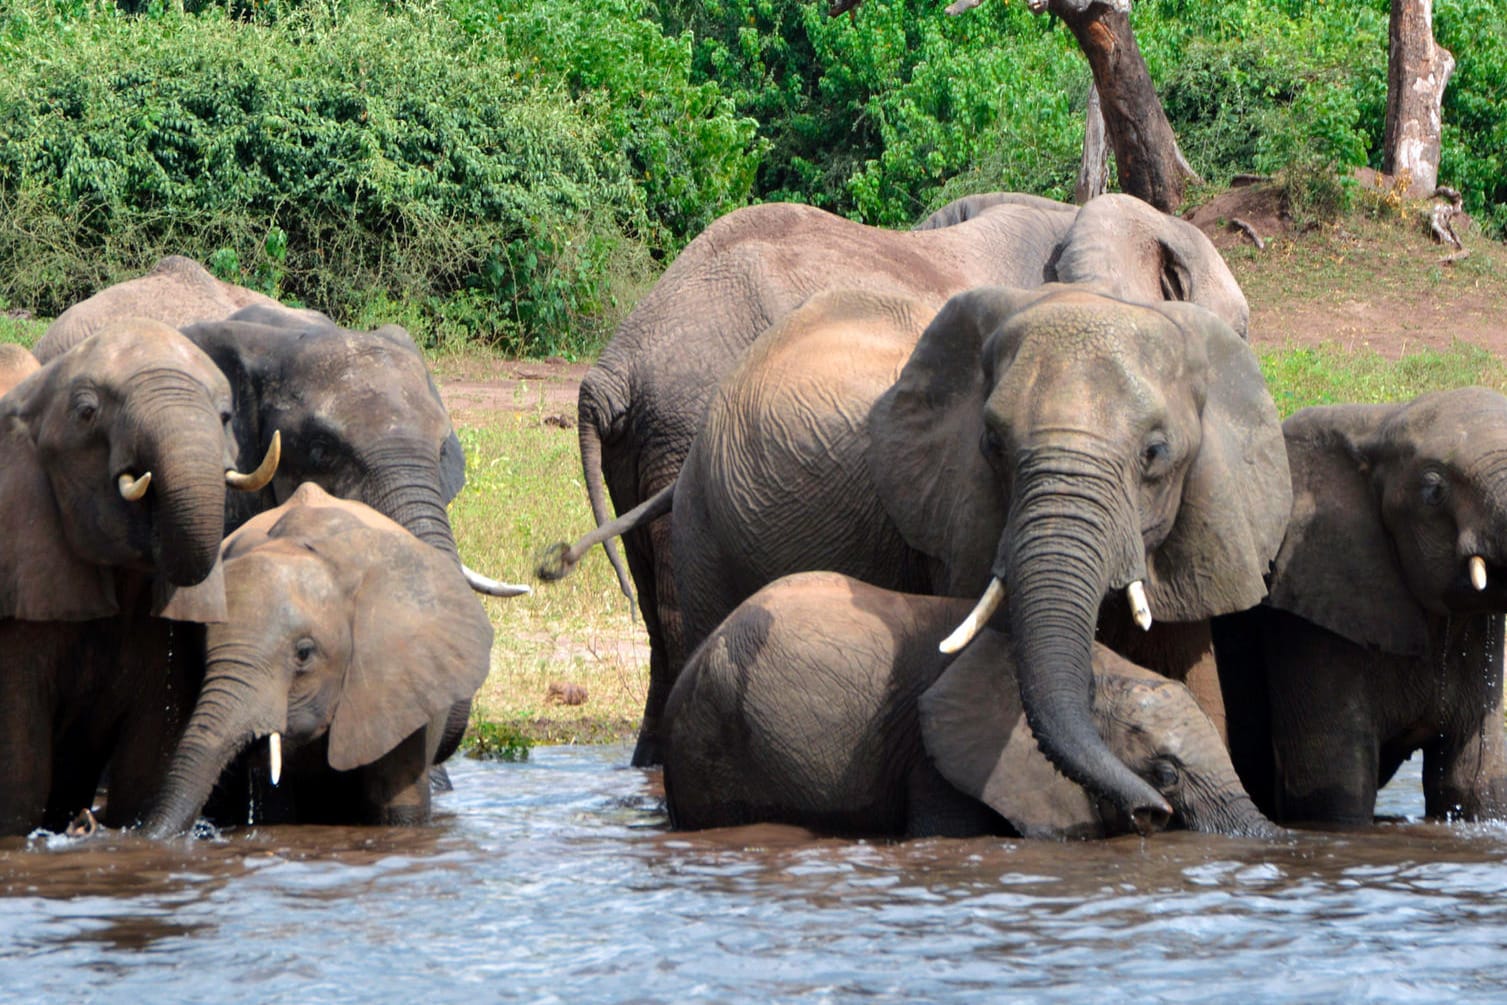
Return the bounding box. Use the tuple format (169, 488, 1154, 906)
(1002, 447, 1171, 828)
(1382, 0, 1454, 195)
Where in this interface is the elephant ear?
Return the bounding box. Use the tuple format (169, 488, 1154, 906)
(1141, 301, 1291, 623)
(152, 563, 227, 623)
(869, 286, 1057, 594)
(327, 527, 494, 771)
(1265, 403, 1428, 655)
(0, 384, 118, 621)
(918, 629, 1104, 839)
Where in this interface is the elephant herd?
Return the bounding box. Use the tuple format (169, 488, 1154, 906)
(3, 189, 1505, 847)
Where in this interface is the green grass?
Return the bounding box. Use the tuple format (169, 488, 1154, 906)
(1261, 342, 1507, 416)
(0, 313, 45, 349)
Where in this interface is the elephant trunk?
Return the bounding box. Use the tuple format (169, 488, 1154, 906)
(142, 646, 280, 838)
(362, 441, 459, 561)
(1002, 446, 1172, 830)
(127, 379, 234, 586)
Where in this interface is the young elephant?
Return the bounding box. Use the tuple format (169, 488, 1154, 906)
(142, 483, 494, 835)
(1214, 388, 1507, 825)
(0, 343, 39, 396)
(664, 572, 1280, 840)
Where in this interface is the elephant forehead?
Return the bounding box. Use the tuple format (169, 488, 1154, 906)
(293, 339, 447, 433)
(74, 319, 231, 394)
(1389, 388, 1507, 459)
(224, 543, 344, 611)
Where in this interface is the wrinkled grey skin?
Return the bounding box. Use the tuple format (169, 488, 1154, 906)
(1213, 388, 1507, 826)
(0, 343, 39, 397)
(659, 284, 1289, 825)
(143, 484, 494, 836)
(570, 191, 1248, 766)
(665, 572, 1281, 840)
(0, 321, 242, 835)
(181, 305, 491, 762)
(35, 256, 323, 362)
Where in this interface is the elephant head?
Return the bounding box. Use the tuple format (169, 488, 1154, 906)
(920, 630, 1280, 839)
(869, 285, 1290, 826)
(1265, 388, 1507, 654)
(1051, 193, 1250, 340)
(0, 319, 279, 622)
(181, 305, 470, 560)
(143, 482, 494, 837)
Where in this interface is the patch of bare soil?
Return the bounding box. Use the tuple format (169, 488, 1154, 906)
(433, 355, 588, 427)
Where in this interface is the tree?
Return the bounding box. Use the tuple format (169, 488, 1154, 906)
(1382, 0, 1455, 194)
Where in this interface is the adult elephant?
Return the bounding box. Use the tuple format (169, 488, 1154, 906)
(35, 256, 322, 360)
(0, 343, 39, 396)
(665, 572, 1281, 840)
(571, 191, 1248, 765)
(0, 320, 279, 835)
(142, 483, 493, 835)
(658, 284, 1289, 824)
(1213, 388, 1507, 825)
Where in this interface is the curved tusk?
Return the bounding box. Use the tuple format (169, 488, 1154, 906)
(268, 732, 282, 787)
(939, 577, 1006, 654)
(117, 471, 152, 502)
(463, 564, 532, 598)
(1470, 555, 1488, 592)
(1127, 580, 1153, 631)
(226, 430, 281, 492)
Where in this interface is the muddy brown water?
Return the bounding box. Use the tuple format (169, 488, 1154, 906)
(3, 747, 1505, 1003)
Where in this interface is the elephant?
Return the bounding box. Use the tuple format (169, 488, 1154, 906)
(35, 255, 322, 360)
(664, 572, 1281, 840)
(557, 283, 1289, 823)
(569, 191, 1249, 766)
(0, 342, 39, 396)
(142, 483, 494, 835)
(0, 319, 280, 835)
(1212, 388, 1507, 826)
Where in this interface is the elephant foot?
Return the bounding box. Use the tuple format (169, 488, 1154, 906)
(630, 729, 662, 768)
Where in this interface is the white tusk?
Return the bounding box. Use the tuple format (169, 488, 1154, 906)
(463, 564, 532, 598)
(1127, 580, 1153, 631)
(268, 732, 282, 787)
(939, 577, 1006, 654)
(117, 471, 152, 501)
(1470, 555, 1488, 592)
(226, 430, 281, 492)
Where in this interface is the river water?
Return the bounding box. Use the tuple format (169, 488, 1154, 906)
(2, 745, 1505, 1003)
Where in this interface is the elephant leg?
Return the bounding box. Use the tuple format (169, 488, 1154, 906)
(1269, 652, 1380, 825)
(1211, 608, 1279, 819)
(0, 700, 53, 836)
(626, 515, 680, 767)
(361, 729, 433, 826)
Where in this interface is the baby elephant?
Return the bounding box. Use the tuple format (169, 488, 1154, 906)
(142, 483, 494, 835)
(664, 572, 1279, 840)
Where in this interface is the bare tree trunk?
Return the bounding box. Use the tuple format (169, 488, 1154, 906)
(1075, 84, 1110, 204)
(1382, 0, 1455, 195)
(1038, 0, 1196, 213)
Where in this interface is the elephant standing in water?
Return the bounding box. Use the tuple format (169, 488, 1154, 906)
(568, 192, 1250, 765)
(1213, 388, 1507, 825)
(0, 320, 279, 835)
(143, 484, 494, 835)
(560, 284, 1288, 823)
(665, 572, 1281, 840)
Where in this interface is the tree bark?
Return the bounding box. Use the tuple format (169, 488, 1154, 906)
(1034, 0, 1195, 213)
(1075, 83, 1110, 204)
(1382, 0, 1455, 195)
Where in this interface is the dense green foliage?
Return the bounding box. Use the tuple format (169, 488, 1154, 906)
(0, 0, 757, 354)
(0, 0, 1502, 354)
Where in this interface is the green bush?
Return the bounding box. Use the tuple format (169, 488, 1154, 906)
(0, 0, 760, 354)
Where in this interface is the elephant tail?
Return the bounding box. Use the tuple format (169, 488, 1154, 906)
(538, 479, 675, 586)
(577, 414, 635, 599)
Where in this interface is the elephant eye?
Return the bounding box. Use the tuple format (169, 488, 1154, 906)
(72, 391, 99, 424)
(1420, 470, 1447, 507)
(1142, 436, 1172, 477)
(979, 426, 1003, 458)
(220, 409, 234, 427)
(1148, 759, 1180, 791)
(294, 638, 317, 668)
